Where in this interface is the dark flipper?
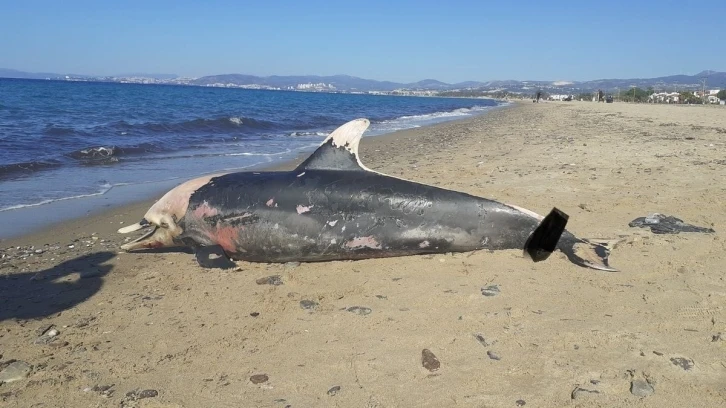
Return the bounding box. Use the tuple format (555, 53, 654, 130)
(524, 208, 569, 262)
(194, 245, 236, 269)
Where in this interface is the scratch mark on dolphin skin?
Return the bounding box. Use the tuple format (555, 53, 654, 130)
(297, 205, 314, 214)
(419, 240, 430, 248)
(345, 236, 382, 249)
(204, 212, 259, 226)
(327, 220, 339, 227)
(297, 172, 306, 177)
(193, 202, 219, 219)
(266, 198, 275, 207)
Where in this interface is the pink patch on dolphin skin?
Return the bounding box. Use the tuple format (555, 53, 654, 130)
(266, 198, 275, 207)
(345, 236, 382, 249)
(296, 205, 314, 214)
(213, 225, 241, 254)
(419, 240, 430, 248)
(193, 202, 219, 219)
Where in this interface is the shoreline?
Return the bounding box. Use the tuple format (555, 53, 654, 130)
(0, 103, 512, 246)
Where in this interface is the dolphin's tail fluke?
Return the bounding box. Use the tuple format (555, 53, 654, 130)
(559, 237, 619, 272)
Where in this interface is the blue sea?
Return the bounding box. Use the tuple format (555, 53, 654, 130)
(0, 79, 501, 221)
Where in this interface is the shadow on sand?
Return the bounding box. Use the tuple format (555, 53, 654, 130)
(0, 251, 115, 322)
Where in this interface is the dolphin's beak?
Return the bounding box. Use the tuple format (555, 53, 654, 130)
(118, 218, 150, 233)
(120, 226, 175, 251)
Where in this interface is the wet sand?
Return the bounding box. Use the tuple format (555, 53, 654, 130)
(1, 101, 725, 407)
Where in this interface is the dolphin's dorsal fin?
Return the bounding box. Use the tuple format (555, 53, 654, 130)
(295, 118, 370, 171)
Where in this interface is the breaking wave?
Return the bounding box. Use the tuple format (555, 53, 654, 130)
(0, 160, 63, 181)
(107, 116, 279, 134)
(66, 143, 163, 164)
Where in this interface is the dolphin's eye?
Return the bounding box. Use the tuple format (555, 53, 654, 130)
(160, 222, 169, 229)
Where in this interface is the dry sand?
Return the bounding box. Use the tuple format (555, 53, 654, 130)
(1, 101, 725, 407)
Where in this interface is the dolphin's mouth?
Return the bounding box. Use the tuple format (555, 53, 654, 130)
(121, 227, 159, 251)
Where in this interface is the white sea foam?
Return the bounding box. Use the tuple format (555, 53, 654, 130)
(366, 105, 493, 136)
(289, 131, 330, 137)
(385, 106, 490, 123)
(229, 117, 243, 125)
(0, 183, 114, 212)
(225, 149, 292, 157)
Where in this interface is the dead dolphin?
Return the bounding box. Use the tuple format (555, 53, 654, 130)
(118, 118, 617, 271)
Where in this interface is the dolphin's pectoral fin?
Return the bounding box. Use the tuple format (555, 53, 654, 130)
(524, 207, 569, 262)
(193, 245, 236, 269)
(295, 118, 371, 172)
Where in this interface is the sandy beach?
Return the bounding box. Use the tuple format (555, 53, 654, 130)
(2, 101, 725, 407)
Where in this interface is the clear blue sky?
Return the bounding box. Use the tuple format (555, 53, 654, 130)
(1, 0, 723, 83)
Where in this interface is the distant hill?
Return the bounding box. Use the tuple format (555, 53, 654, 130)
(0, 68, 65, 80)
(191, 74, 404, 91)
(113, 73, 178, 80)
(2, 67, 724, 92)
(0, 68, 177, 81)
(581, 71, 726, 91)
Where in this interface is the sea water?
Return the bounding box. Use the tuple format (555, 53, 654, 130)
(0, 78, 502, 237)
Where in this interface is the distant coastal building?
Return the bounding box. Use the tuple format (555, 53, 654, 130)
(649, 92, 680, 104)
(292, 83, 336, 91)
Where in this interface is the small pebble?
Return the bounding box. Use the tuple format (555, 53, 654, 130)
(474, 333, 490, 347)
(347, 306, 372, 316)
(630, 379, 654, 397)
(421, 349, 440, 372)
(571, 387, 600, 400)
(250, 312, 260, 317)
(300, 300, 318, 310)
(92, 384, 114, 398)
(256, 275, 283, 286)
(250, 374, 269, 384)
(487, 351, 501, 361)
(125, 389, 159, 400)
(515, 400, 526, 407)
(481, 285, 500, 297)
(670, 357, 694, 371)
(0, 361, 32, 383)
(327, 385, 341, 396)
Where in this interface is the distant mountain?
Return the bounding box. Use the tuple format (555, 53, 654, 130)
(194, 74, 481, 91)
(0, 68, 65, 80)
(408, 79, 451, 90)
(192, 74, 404, 91)
(0, 68, 177, 81)
(581, 71, 726, 91)
(2, 67, 724, 92)
(113, 73, 178, 80)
